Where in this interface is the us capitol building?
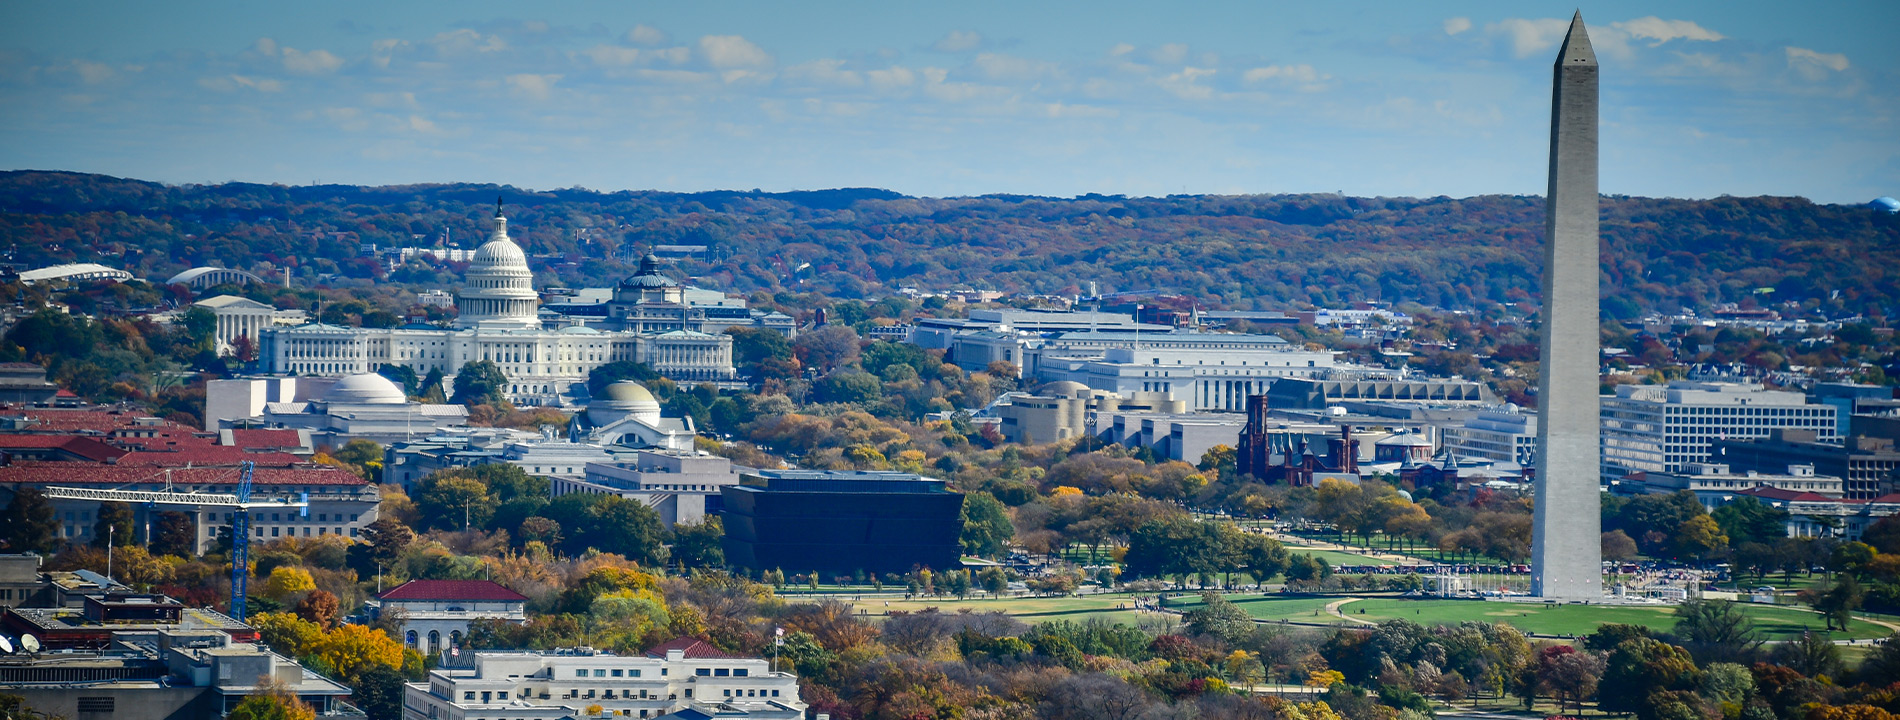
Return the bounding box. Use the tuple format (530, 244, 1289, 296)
(257, 208, 738, 407)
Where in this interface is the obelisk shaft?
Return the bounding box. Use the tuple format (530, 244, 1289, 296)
(1531, 12, 1603, 600)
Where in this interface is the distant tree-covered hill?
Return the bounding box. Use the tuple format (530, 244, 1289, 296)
(1, 170, 1894, 319)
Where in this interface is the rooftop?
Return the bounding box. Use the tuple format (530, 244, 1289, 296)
(643, 637, 737, 660)
(378, 579, 528, 603)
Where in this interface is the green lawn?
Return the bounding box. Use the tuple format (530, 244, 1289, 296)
(1165, 594, 1354, 624)
(1339, 597, 1890, 640)
(1282, 546, 1398, 567)
(844, 592, 1156, 625)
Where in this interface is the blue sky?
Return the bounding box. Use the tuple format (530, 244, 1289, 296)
(1, 1, 1893, 203)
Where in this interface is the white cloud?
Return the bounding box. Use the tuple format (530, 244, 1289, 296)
(1611, 17, 1724, 45)
(253, 37, 278, 56)
(584, 44, 642, 67)
(74, 61, 115, 84)
(506, 73, 562, 100)
(1786, 46, 1850, 82)
(1108, 43, 1135, 57)
(1485, 18, 1571, 59)
(1159, 66, 1215, 100)
(1786, 46, 1849, 72)
(407, 115, 439, 133)
(1443, 18, 1472, 36)
(1243, 64, 1323, 84)
(431, 29, 507, 55)
(627, 25, 668, 46)
(199, 74, 283, 92)
(650, 47, 691, 65)
(282, 48, 343, 74)
(971, 53, 1057, 82)
(698, 35, 771, 69)
(1044, 102, 1117, 119)
(933, 30, 983, 53)
(785, 58, 863, 87)
(866, 66, 917, 91)
(1149, 43, 1189, 65)
(370, 39, 407, 69)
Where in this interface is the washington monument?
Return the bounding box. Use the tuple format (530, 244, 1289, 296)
(1530, 12, 1603, 600)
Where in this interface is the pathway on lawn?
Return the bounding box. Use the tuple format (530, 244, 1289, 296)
(1263, 529, 1430, 565)
(1325, 598, 1376, 626)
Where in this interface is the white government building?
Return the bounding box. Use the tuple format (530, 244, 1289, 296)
(256, 208, 737, 406)
(404, 642, 804, 720)
(1601, 381, 1839, 478)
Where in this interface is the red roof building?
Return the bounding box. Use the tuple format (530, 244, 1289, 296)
(374, 580, 527, 657)
(644, 637, 737, 660)
(0, 405, 379, 553)
(377, 580, 529, 603)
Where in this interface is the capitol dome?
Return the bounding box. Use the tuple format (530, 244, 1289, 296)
(1874, 197, 1900, 213)
(325, 373, 408, 405)
(455, 205, 542, 330)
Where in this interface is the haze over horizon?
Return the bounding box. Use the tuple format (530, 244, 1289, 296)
(2, 1, 1895, 204)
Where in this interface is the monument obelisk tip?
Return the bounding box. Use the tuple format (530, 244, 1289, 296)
(1556, 11, 1597, 67)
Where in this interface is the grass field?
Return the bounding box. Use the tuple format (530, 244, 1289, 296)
(1337, 597, 1891, 640)
(1281, 546, 1399, 567)
(842, 592, 1162, 626)
(1164, 594, 1354, 624)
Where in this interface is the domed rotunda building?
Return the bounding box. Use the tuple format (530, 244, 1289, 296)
(256, 204, 738, 407)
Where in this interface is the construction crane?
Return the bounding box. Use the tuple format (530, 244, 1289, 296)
(41, 460, 307, 622)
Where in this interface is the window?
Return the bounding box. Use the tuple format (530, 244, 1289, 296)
(76, 698, 115, 713)
(464, 692, 476, 700)
(594, 669, 606, 677)
(695, 668, 711, 676)
(734, 669, 748, 677)
(611, 669, 623, 677)
(576, 670, 588, 678)
(630, 669, 641, 678)
(714, 668, 730, 677)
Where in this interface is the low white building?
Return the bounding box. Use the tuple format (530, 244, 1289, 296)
(206, 373, 469, 442)
(1615, 462, 1846, 509)
(1440, 408, 1538, 466)
(402, 640, 803, 720)
(559, 451, 743, 528)
(568, 381, 697, 450)
(193, 295, 308, 356)
(376, 580, 528, 657)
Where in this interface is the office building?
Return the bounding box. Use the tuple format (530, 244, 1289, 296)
(1614, 461, 1845, 508)
(989, 381, 1184, 445)
(0, 407, 378, 552)
(721, 471, 962, 574)
(1600, 381, 1840, 479)
(1709, 429, 1900, 500)
(558, 451, 744, 528)
(401, 641, 803, 720)
(1441, 408, 1539, 466)
(0, 627, 360, 720)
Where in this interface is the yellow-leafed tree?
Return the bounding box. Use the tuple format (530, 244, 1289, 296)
(262, 566, 316, 601)
(312, 624, 406, 682)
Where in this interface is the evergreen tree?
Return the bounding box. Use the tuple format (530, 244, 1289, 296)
(91, 501, 135, 548)
(0, 487, 60, 554)
(450, 360, 508, 407)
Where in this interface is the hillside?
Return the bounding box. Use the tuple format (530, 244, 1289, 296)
(2, 171, 1895, 319)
